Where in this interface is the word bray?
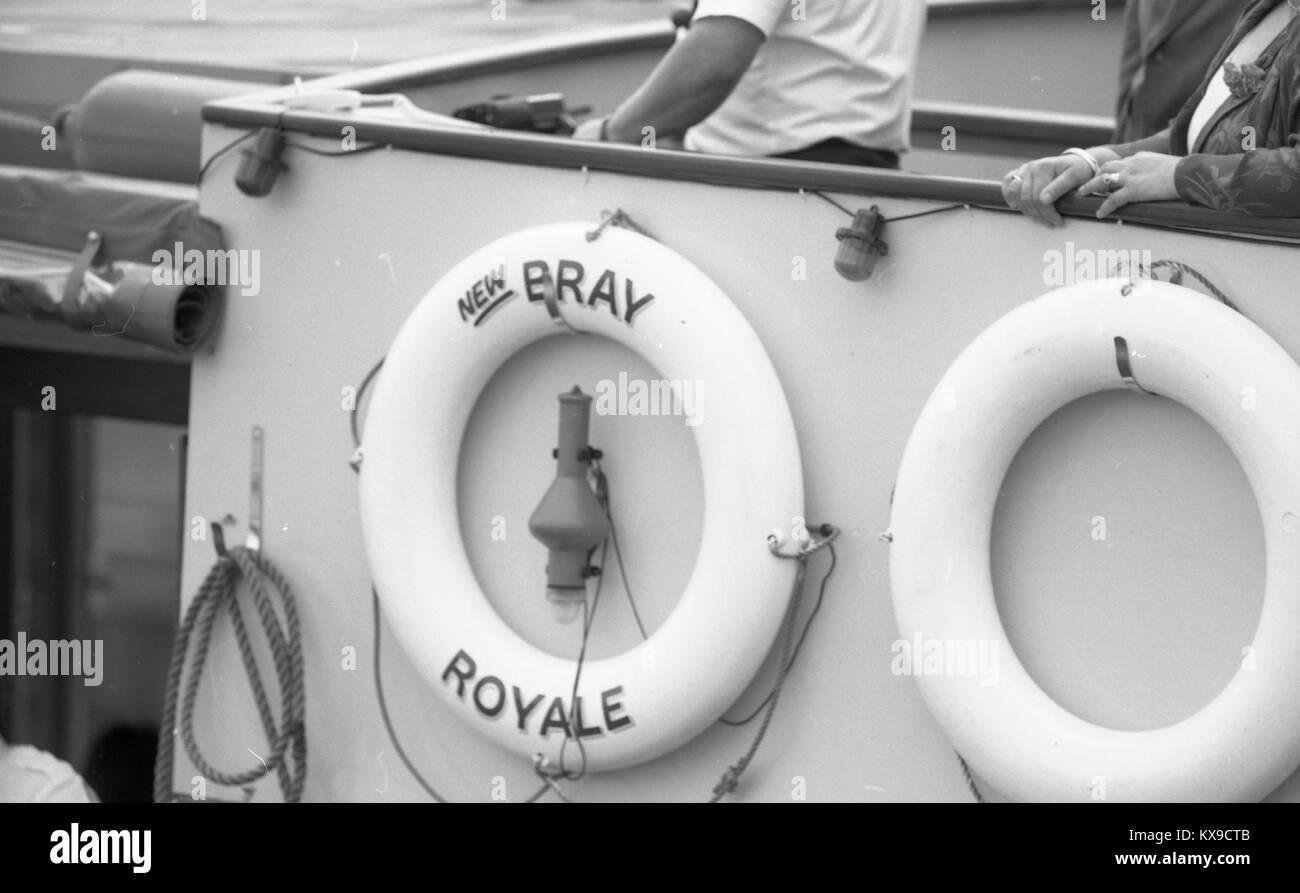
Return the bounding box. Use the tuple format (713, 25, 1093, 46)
(522, 260, 656, 325)
(456, 260, 657, 328)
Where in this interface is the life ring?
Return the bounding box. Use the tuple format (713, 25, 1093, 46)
(358, 222, 803, 772)
(890, 278, 1300, 802)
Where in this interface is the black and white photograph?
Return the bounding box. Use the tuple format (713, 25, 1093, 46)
(0, 0, 1295, 873)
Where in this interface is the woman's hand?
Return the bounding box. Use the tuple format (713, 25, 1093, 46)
(1000, 155, 1095, 228)
(1078, 151, 1181, 218)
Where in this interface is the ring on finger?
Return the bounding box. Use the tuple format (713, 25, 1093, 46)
(1102, 172, 1122, 192)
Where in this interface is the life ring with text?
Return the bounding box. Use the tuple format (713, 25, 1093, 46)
(890, 278, 1300, 802)
(359, 222, 803, 772)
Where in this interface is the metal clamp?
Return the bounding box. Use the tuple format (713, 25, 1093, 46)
(60, 229, 102, 321)
(247, 426, 264, 552)
(539, 270, 580, 334)
(586, 209, 653, 242)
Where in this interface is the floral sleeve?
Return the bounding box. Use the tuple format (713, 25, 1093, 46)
(1107, 128, 1174, 159)
(1174, 138, 1300, 217)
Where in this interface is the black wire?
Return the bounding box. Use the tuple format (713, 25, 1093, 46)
(359, 355, 552, 805)
(810, 189, 979, 226)
(372, 585, 556, 803)
(809, 189, 855, 217)
(593, 459, 648, 640)
(196, 131, 385, 187)
(717, 542, 837, 726)
(543, 456, 652, 788)
(197, 129, 257, 184)
(554, 565, 603, 783)
(371, 586, 446, 802)
(350, 358, 386, 449)
(285, 140, 387, 157)
(957, 753, 985, 803)
(886, 203, 971, 223)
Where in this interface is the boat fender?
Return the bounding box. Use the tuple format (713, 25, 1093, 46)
(358, 222, 804, 771)
(890, 278, 1300, 801)
(63, 71, 273, 184)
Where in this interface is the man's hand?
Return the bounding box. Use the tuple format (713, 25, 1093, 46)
(572, 117, 607, 142)
(1078, 151, 1181, 218)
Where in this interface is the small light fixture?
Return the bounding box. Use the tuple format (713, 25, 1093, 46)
(528, 387, 609, 623)
(235, 127, 287, 197)
(834, 206, 889, 281)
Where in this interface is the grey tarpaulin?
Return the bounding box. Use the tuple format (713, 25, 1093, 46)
(0, 165, 226, 353)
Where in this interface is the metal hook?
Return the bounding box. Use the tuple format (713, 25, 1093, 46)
(211, 520, 230, 560)
(212, 427, 265, 556)
(247, 426, 264, 552)
(586, 209, 652, 242)
(540, 271, 580, 334)
(1114, 336, 1158, 397)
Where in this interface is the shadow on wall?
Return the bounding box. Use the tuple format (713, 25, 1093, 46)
(83, 724, 158, 803)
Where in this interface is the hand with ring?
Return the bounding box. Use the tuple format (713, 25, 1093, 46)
(1000, 153, 1101, 228)
(1077, 151, 1180, 219)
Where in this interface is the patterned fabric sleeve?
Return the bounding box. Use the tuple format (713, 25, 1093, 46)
(1174, 137, 1300, 216)
(1107, 127, 1174, 158)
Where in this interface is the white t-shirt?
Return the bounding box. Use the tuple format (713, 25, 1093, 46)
(1187, 3, 1292, 151)
(684, 0, 926, 157)
(0, 737, 97, 803)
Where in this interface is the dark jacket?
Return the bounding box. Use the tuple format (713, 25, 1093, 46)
(1166, 0, 1300, 216)
(1115, 0, 1244, 143)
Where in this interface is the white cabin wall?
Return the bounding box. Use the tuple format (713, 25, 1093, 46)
(180, 123, 1300, 802)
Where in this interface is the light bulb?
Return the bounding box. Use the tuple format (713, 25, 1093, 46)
(547, 589, 583, 625)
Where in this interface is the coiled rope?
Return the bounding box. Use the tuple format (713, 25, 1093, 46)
(153, 523, 307, 802)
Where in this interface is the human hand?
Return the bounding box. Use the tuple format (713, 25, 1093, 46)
(571, 116, 608, 142)
(1078, 151, 1180, 218)
(1000, 154, 1094, 228)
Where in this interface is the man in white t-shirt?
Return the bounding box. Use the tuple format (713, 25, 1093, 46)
(573, 0, 926, 167)
(0, 732, 98, 803)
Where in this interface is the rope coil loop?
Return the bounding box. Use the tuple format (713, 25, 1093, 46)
(154, 524, 307, 803)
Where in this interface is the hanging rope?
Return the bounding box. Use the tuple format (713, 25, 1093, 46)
(956, 753, 985, 803)
(154, 523, 307, 803)
(710, 524, 839, 802)
(1147, 260, 1237, 310)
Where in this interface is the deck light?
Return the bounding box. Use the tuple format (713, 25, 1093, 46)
(528, 387, 609, 624)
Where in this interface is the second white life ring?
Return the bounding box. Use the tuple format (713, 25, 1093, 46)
(358, 221, 803, 772)
(890, 278, 1300, 802)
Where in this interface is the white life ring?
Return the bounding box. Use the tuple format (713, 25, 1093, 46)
(890, 278, 1300, 802)
(359, 222, 803, 772)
